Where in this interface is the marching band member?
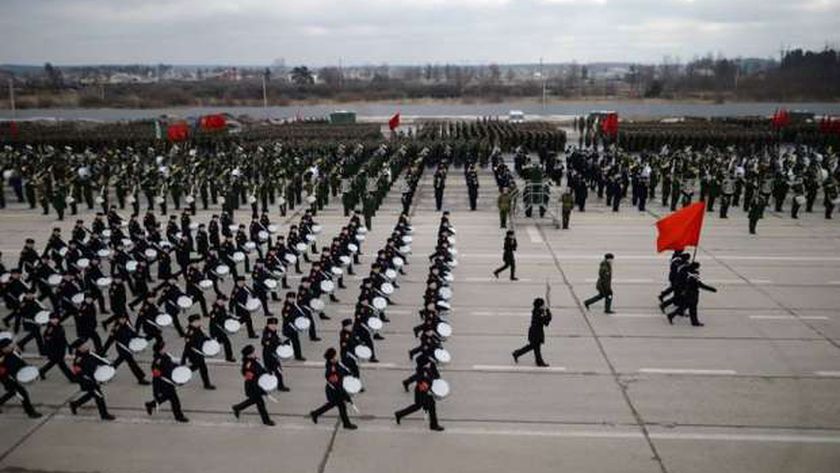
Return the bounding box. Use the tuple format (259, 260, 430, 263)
(260, 317, 290, 392)
(309, 347, 357, 430)
(181, 315, 216, 390)
(101, 313, 149, 384)
(145, 340, 188, 423)
(209, 296, 236, 362)
(38, 312, 75, 382)
(0, 339, 42, 418)
(231, 345, 274, 426)
(394, 354, 444, 431)
(68, 338, 115, 421)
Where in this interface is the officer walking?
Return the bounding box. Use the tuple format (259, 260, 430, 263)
(492, 230, 518, 281)
(583, 253, 615, 314)
(512, 297, 552, 367)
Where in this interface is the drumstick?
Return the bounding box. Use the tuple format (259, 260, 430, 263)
(90, 352, 112, 365)
(191, 347, 206, 357)
(350, 403, 360, 414)
(265, 393, 279, 403)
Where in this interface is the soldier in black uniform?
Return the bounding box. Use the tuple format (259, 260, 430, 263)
(309, 347, 357, 430)
(101, 313, 149, 385)
(512, 297, 552, 367)
(181, 314, 216, 390)
(232, 344, 274, 426)
(39, 312, 75, 381)
(145, 340, 188, 423)
(261, 317, 290, 392)
(209, 296, 236, 362)
(394, 357, 444, 431)
(0, 339, 43, 418)
(466, 164, 479, 211)
(492, 230, 518, 281)
(433, 167, 446, 211)
(667, 262, 717, 327)
(68, 338, 115, 420)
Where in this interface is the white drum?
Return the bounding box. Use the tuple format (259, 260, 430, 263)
(258, 374, 279, 392)
(189, 222, 199, 230)
(47, 274, 62, 287)
(102, 229, 112, 240)
(306, 195, 317, 204)
(228, 224, 239, 232)
(347, 243, 358, 254)
(284, 253, 297, 264)
(96, 277, 113, 288)
(339, 255, 351, 266)
(97, 249, 111, 259)
(437, 322, 453, 339)
(232, 251, 246, 263)
(392, 256, 405, 268)
(399, 245, 412, 254)
(305, 234, 316, 243)
(438, 287, 453, 301)
(0, 331, 12, 340)
(128, 338, 148, 353)
(402, 235, 413, 244)
(380, 282, 394, 295)
(384, 269, 397, 281)
(295, 242, 308, 252)
(177, 296, 194, 310)
(71, 293, 85, 305)
(258, 230, 269, 242)
(357, 226, 368, 235)
(201, 340, 221, 357)
(448, 248, 459, 256)
(243, 242, 257, 253)
(275, 344, 294, 360)
(94, 365, 117, 384)
(356, 234, 366, 242)
(58, 247, 69, 257)
(76, 258, 90, 269)
(331, 267, 343, 276)
(214, 265, 230, 277)
(448, 236, 456, 245)
(431, 379, 450, 399)
(437, 300, 451, 311)
(126, 261, 138, 273)
(199, 279, 214, 291)
(294, 317, 311, 332)
(342, 376, 363, 395)
(144, 248, 157, 260)
(434, 348, 452, 364)
(372, 297, 387, 311)
(0, 273, 9, 284)
(224, 319, 241, 334)
(320, 280, 335, 293)
(171, 366, 192, 385)
(795, 195, 806, 205)
(354, 345, 372, 361)
(34, 310, 51, 325)
(447, 259, 459, 268)
(122, 238, 134, 249)
(309, 298, 325, 312)
(312, 224, 322, 234)
(267, 224, 279, 234)
(443, 273, 454, 283)
(366, 317, 383, 332)
(245, 298, 261, 312)
(16, 366, 39, 384)
(264, 279, 278, 290)
(155, 313, 173, 327)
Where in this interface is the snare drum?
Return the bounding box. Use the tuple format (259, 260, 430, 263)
(309, 298, 325, 312)
(155, 313, 173, 327)
(356, 234, 366, 242)
(434, 348, 452, 364)
(0, 273, 8, 284)
(122, 238, 134, 249)
(339, 255, 351, 266)
(354, 345, 372, 361)
(189, 222, 199, 231)
(320, 280, 335, 293)
(15, 366, 39, 384)
(171, 366, 192, 385)
(431, 379, 450, 399)
(102, 229, 112, 240)
(795, 195, 806, 205)
(47, 274, 62, 287)
(214, 264, 230, 277)
(177, 296, 194, 310)
(258, 374, 279, 392)
(34, 310, 51, 325)
(366, 317, 383, 332)
(228, 224, 239, 232)
(347, 243, 358, 254)
(305, 234, 315, 243)
(294, 317, 311, 332)
(448, 236, 456, 245)
(399, 245, 412, 254)
(224, 319, 241, 334)
(264, 279, 278, 290)
(437, 300, 451, 311)
(342, 376, 363, 395)
(380, 282, 394, 295)
(243, 241, 257, 253)
(438, 287, 453, 300)
(97, 249, 111, 259)
(295, 242, 308, 252)
(96, 277, 113, 288)
(284, 253, 297, 264)
(201, 340, 221, 357)
(71, 293, 85, 305)
(94, 365, 117, 384)
(267, 224, 278, 234)
(232, 251, 246, 263)
(436, 322, 453, 339)
(76, 258, 90, 269)
(199, 279, 214, 291)
(258, 230, 269, 242)
(275, 344, 294, 360)
(0, 331, 11, 341)
(144, 248, 157, 260)
(402, 235, 413, 244)
(128, 338, 148, 353)
(449, 248, 458, 256)
(306, 195, 317, 204)
(447, 259, 459, 268)
(58, 247, 69, 257)
(384, 269, 397, 281)
(312, 224, 322, 234)
(372, 297, 387, 311)
(392, 256, 405, 268)
(126, 261, 138, 272)
(330, 267, 343, 276)
(244, 298, 261, 312)
(357, 226, 368, 235)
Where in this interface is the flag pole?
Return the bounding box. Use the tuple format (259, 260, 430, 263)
(692, 245, 698, 262)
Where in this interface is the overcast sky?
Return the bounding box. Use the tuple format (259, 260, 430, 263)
(1, 0, 838, 66)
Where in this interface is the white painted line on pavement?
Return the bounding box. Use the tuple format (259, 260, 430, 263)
(814, 371, 840, 377)
(749, 315, 829, 321)
(646, 432, 840, 444)
(526, 226, 543, 243)
(469, 311, 531, 317)
(638, 368, 737, 376)
(472, 365, 567, 373)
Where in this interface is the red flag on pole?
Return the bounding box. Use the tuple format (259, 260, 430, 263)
(388, 112, 400, 131)
(167, 121, 189, 142)
(600, 112, 618, 136)
(200, 114, 226, 130)
(771, 108, 790, 129)
(655, 202, 706, 253)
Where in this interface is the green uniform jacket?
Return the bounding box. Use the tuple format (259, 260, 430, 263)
(597, 260, 612, 294)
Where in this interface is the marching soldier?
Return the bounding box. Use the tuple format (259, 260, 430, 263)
(232, 344, 275, 426)
(145, 340, 189, 423)
(0, 339, 43, 418)
(492, 230, 518, 281)
(309, 347, 357, 430)
(181, 315, 216, 390)
(583, 253, 615, 314)
(512, 297, 552, 367)
(68, 338, 115, 421)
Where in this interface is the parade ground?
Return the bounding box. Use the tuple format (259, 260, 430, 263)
(0, 163, 839, 473)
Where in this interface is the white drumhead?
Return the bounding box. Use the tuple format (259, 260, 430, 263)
(320, 280, 335, 293)
(96, 277, 113, 288)
(144, 248, 157, 259)
(171, 366, 192, 385)
(356, 234, 366, 242)
(312, 224, 322, 234)
(354, 345, 372, 361)
(439, 287, 452, 300)
(795, 195, 806, 204)
(284, 253, 297, 264)
(306, 195, 316, 204)
(71, 293, 85, 305)
(367, 317, 383, 331)
(258, 231, 269, 241)
(202, 340, 221, 357)
(128, 337, 148, 353)
(448, 248, 459, 256)
(245, 298, 261, 312)
(402, 235, 413, 244)
(58, 247, 69, 257)
(35, 310, 51, 325)
(347, 243, 358, 254)
(264, 279, 278, 290)
(224, 319, 241, 334)
(380, 282, 394, 295)
(177, 296, 194, 309)
(331, 267, 343, 276)
(434, 348, 452, 364)
(309, 298, 325, 311)
(372, 297, 387, 310)
(339, 255, 351, 266)
(267, 224, 278, 234)
(215, 265, 230, 276)
(126, 261, 138, 272)
(342, 376, 362, 394)
(244, 241, 257, 252)
(228, 224, 239, 232)
(199, 279, 213, 290)
(392, 256, 404, 268)
(232, 251, 246, 262)
(122, 238, 134, 248)
(155, 313, 173, 327)
(102, 230, 112, 239)
(295, 242, 308, 252)
(399, 245, 412, 254)
(16, 366, 39, 384)
(294, 317, 311, 332)
(437, 322, 453, 338)
(0, 331, 12, 341)
(357, 226, 368, 235)
(97, 249, 111, 259)
(47, 274, 62, 286)
(384, 269, 397, 281)
(94, 365, 116, 383)
(437, 300, 451, 311)
(431, 379, 450, 399)
(189, 222, 199, 230)
(275, 344, 294, 360)
(305, 234, 315, 243)
(76, 258, 90, 269)
(258, 374, 279, 392)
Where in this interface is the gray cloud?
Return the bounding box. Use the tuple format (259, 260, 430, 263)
(0, 0, 838, 65)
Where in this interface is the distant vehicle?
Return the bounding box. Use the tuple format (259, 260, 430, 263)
(509, 110, 525, 123)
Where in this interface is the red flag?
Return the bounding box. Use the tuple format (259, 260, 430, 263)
(388, 112, 400, 131)
(200, 114, 226, 130)
(655, 202, 706, 253)
(167, 122, 189, 142)
(600, 113, 618, 136)
(771, 108, 790, 129)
